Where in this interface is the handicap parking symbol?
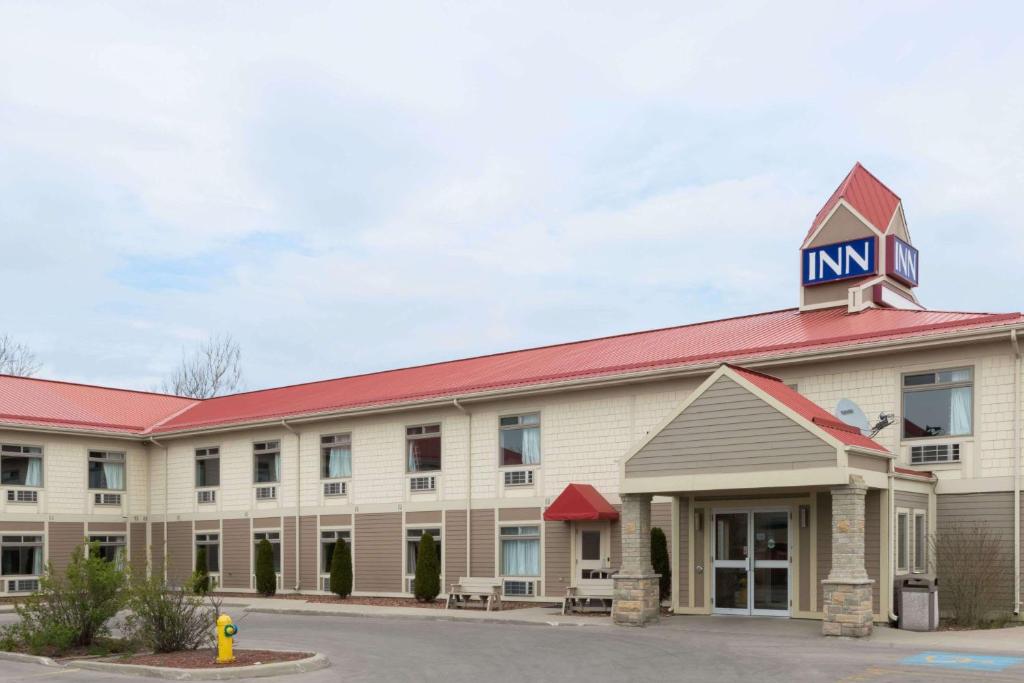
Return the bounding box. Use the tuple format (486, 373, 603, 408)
(901, 651, 1024, 673)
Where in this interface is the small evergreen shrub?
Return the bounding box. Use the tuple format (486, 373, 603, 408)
(413, 532, 440, 602)
(123, 575, 219, 653)
(651, 526, 671, 601)
(254, 538, 277, 596)
(329, 538, 353, 598)
(192, 546, 210, 595)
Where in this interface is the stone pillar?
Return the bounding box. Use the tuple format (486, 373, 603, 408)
(822, 475, 874, 637)
(612, 493, 661, 626)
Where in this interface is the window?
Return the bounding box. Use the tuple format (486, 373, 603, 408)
(913, 512, 927, 573)
(500, 525, 540, 577)
(88, 451, 125, 490)
(321, 434, 352, 479)
(903, 368, 973, 439)
(253, 441, 280, 484)
(1, 535, 43, 576)
(195, 447, 220, 488)
(896, 511, 909, 573)
(253, 531, 281, 572)
(320, 529, 351, 573)
(406, 425, 441, 473)
(195, 533, 220, 573)
(405, 527, 441, 576)
(89, 535, 126, 566)
(1, 445, 43, 487)
(499, 414, 541, 467)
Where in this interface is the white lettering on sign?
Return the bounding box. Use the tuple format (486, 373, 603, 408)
(886, 235, 920, 287)
(802, 237, 876, 285)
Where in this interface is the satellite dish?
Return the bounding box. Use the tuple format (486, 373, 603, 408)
(835, 398, 871, 436)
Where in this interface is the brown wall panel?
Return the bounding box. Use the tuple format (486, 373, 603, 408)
(87, 522, 126, 532)
(444, 510, 467, 591)
(221, 518, 251, 589)
(130, 522, 147, 580)
(676, 497, 689, 607)
(194, 519, 221, 531)
(799, 504, 811, 612)
(300, 516, 318, 591)
(816, 492, 831, 610)
(652, 502, 672, 560)
(151, 524, 165, 580)
(544, 520, 570, 598)
(406, 510, 442, 524)
(283, 517, 296, 589)
(354, 512, 402, 593)
(166, 520, 193, 587)
(693, 510, 704, 608)
(253, 516, 280, 529)
(938, 492, 1015, 610)
(498, 507, 541, 521)
(865, 489, 881, 614)
(470, 509, 495, 577)
(0, 522, 44, 531)
(320, 514, 352, 526)
(48, 522, 84, 576)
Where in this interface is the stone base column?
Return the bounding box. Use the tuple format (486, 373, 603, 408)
(822, 580, 874, 637)
(612, 574, 661, 626)
(822, 475, 874, 637)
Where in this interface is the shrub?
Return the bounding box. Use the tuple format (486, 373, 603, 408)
(255, 538, 277, 596)
(123, 574, 219, 653)
(413, 532, 440, 602)
(329, 538, 353, 598)
(934, 523, 1011, 627)
(192, 546, 210, 595)
(0, 542, 127, 655)
(651, 526, 671, 601)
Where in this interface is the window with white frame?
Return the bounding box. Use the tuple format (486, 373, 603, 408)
(88, 451, 125, 490)
(195, 533, 220, 573)
(500, 525, 540, 577)
(499, 414, 541, 467)
(195, 447, 220, 488)
(1, 445, 43, 487)
(913, 512, 927, 573)
(902, 368, 973, 439)
(406, 425, 441, 473)
(89, 535, 126, 566)
(253, 441, 280, 484)
(253, 531, 281, 572)
(320, 529, 351, 574)
(321, 434, 352, 479)
(405, 527, 441, 577)
(896, 511, 909, 573)
(1, 535, 43, 577)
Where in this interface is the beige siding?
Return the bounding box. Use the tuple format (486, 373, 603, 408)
(693, 512, 704, 608)
(48, 522, 84, 575)
(676, 497, 689, 606)
(194, 519, 220, 531)
(130, 522, 147, 579)
(470, 509, 495, 577)
(166, 521, 192, 587)
(498, 507, 541, 521)
(88, 522, 127, 532)
(283, 517, 296, 589)
(253, 516, 280, 529)
(0, 522, 44, 531)
(299, 516, 318, 590)
(937, 492, 1015, 609)
(151, 524, 165, 580)
(544, 521, 570, 598)
(320, 514, 352, 526)
(221, 518, 251, 589)
(816, 492, 831, 610)
(625, 376, 836, 477)
(444, 510, 467, 590)
(609, 505, 621, 570)
(865, 489, 880, 614)
(799, 504, 811, 612)
(354, 512, 402, 593)
(406, 511, 442, 524)
(652, 502, 672, 560)
(848, 454, 888, 473)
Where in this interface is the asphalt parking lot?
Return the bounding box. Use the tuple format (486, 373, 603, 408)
(2, 611, 1023, 682)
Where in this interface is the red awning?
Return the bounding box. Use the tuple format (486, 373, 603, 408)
(543, 483, 619, 521)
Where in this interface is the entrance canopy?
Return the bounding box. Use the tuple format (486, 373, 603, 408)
(543, 483, 620, 521)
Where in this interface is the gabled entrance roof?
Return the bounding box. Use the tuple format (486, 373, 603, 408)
(543, 483, 620, 521)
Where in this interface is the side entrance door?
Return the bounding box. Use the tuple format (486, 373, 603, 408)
(712, 509, 790, 616)
(573, 521, 612, 584)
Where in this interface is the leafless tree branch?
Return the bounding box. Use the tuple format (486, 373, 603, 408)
(0, 334, 41, 376)
(160, 333, 243, 398)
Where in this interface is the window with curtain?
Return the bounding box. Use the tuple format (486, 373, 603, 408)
(1, 444, 43, 487)
(1, 535, 44, 576)
(253, 441, 281, 483)
(321, 434, 352, 479)
(406, 425, 441, 473)
(253, 531, 282, 572)
(89, 535, 126, 568)
(195, 447, 220, 488)
(902, 368, 973, 439)
(500, 525, 540, 576)
(405, 528, 441, 575)
(195, 533, 220, 572)
(88, 451, 125, 490)
(499, 414, 541, 466)
(320, 529, 351, 573)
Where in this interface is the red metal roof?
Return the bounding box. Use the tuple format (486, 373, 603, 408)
(727, 365, 889, 453)
(543, 483, 620, 521)
(806, 163, 902, 242)
(0, 307, 1019, 436)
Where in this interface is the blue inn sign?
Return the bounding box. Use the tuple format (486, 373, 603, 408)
(802, 236, 876, 286)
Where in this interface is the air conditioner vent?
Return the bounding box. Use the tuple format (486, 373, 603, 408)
(94, 493, 122, 506)
(503, 579, 537, 597)
(6, 490, 38, 503)
(255, 486, 277, 500)
(324, 481, 347, 497)
(409, 476, 436, 493)
(910, 443, 960, 464)
(503, 470, 534, 487)
(197, 489, 216, 504)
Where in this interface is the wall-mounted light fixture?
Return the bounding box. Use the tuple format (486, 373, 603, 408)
(694, 509, 703, 532)
(799, 505, 809, 529)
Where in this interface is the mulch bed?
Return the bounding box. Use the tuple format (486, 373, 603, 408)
(113, 648, 312, 669)
(213, 592, 544, 610)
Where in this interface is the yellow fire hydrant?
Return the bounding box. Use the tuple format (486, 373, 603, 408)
(217, 613, 238, 664)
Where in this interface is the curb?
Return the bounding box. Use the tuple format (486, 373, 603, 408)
(0, 650, 59, 667)
(68, 651, 330, 680)
(244, 606, 612, 628)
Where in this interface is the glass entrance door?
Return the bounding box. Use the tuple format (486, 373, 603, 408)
(712, 509, 790, 616)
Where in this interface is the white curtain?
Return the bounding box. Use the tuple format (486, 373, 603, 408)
(521, 428, 541, 465)
(103, 462, 124, 490)
(328, 447, 351, 478)
(273, 454, 281, 482)
(31, 547, 43, 575)
(26, 458, 42, 487)
(114, 545, 126, 571)
(501, 539, 540, 576)
(407, 442, 418, 472)
(950, 387, 972, 435)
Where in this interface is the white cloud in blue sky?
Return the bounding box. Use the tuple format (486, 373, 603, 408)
(1, 1, 1022, 391)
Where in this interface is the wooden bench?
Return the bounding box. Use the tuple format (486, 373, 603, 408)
(446, 577, 503, 611)
(562, 580, 615, 615)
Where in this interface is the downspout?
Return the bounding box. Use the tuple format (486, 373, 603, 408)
(281, 420, 301, 592)
(148, 436, 167, 580)
(1011, 329, 1021, 615)
(887, 456, 897, 623)
(453, 398, 471, 578)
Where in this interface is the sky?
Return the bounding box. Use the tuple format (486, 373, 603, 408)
(1, 1, 1022, 393)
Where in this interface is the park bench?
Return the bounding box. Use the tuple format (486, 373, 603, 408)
(446, 577, 504, 611)
(562, 579, 615, 615)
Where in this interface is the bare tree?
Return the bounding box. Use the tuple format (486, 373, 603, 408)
(0, 334, 41, 376)
(160, 333, 243, 398)
(933, 523, 1011, 627)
